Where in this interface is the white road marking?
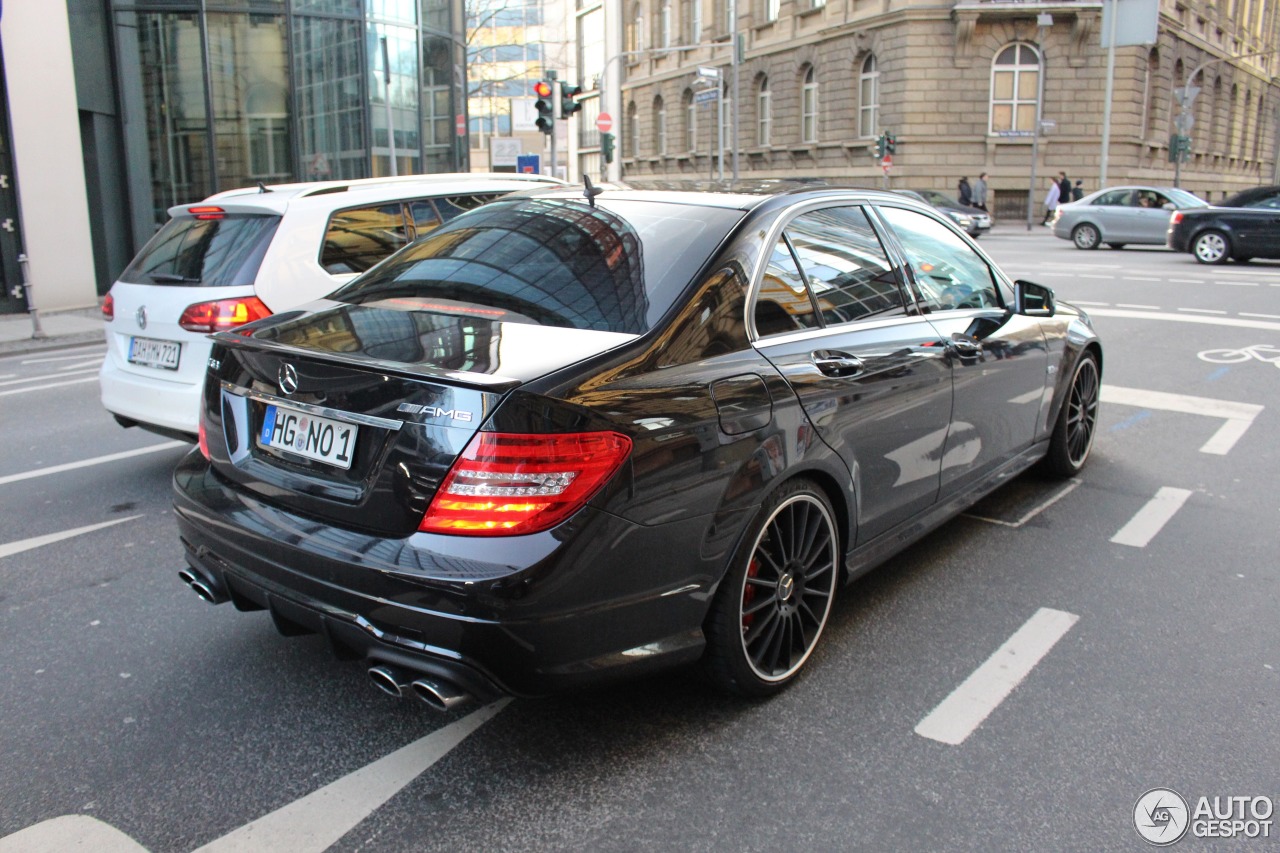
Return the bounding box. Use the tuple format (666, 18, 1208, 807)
(1086, 308, 1280, 332)
(0, 377, 98, 397)
(0, 814, 149, 853)
(57, 359, 105, 371)
(1168, 278, 1202, 283)
(1068, 301, 1111, 307)
(1110, 487, 1193, 548)
(1006, 388, 1045, 405)
(915, 608, 1079, 746)
(0, 442, 187, 486)
(1176, 307, 1227, 315)
(1100, 386, 1263, 455)
(1240, 312, 1280, 320)
(966, 479, 1081, 528)
(194, 699, 512, 853)
(0, 516, 143, 560)
(0, 368, 98, 387)
(1079, 274, 1114, 279)
(21, 350, 106, 364)
(0, 373, 13, 380)
(1116, 303, 1161, 310)
(1215, 280, 1258, 286)
(1122, 276, 1162, 282)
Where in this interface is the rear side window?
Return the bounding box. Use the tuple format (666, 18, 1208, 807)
(320, 203, 410, 274)
(784, 206, 909, 326)
(330, 197, 744, 335)
(119, 214, 279, 287)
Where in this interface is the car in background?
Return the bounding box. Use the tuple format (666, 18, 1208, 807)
(1167, 185, 1280, 264)
(100, 173, 562, 440)
(173, 184, 1101, 707)
(900, 189, 992, 237)
(1051, 185, 1207, 250)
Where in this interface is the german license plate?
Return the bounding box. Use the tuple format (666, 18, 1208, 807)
(259, 404, 357, 469)
(128, 336, 180, 370)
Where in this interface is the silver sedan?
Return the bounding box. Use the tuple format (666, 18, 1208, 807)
(1051, 185, 1207, 250)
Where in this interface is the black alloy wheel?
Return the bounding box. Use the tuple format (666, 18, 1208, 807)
(1072, 223, 1100, 250)
(1042, 352, 1101, 477)
(704, 479, 840, 696)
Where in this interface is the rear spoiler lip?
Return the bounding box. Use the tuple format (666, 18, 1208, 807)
(209, 331, 525, 393)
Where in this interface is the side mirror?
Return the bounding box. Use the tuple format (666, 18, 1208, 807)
(1014, 279, 1055, 316)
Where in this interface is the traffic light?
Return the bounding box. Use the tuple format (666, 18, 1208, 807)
(875, 134, 886, 158)
(601, 132, 615, 164)
(559, 83, 583, 119)
(1168, 134, 1191, 163)
(884, 131, 896, 154)
(533, 81, 554, 135)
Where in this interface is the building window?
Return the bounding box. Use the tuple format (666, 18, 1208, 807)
(1142, 48, 1159, 138)
(765, 0, 780, 23)
(801, 66, 818, 143)
(757, 76, 771, 146)
(625, 3, 641, 53)
(627, 100, 639, 157)
(684, 90, 697, 151)
(655, 96, 666, 155)
(858, 54, 878, 138)
(989, 43, 1040, 134)
(657, 0, 672, 48)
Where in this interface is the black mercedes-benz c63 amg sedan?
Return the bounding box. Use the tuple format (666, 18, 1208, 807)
(173, 183, 1102, 709)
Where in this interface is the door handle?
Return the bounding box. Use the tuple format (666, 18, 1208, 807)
(811, 350, 864, 377)
(947, 337, 983, 358)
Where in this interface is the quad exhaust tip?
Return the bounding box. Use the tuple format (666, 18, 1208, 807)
(368, 665, 410, 699)
(367, 665, 473, 712)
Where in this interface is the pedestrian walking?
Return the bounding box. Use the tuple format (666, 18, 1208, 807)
(973, 173, 989, 211)
(957, 176, 973, 207)
(1072, 179, 1084, 202)
(1042, 177, 1061, 226)
(1057, 172, 1072, 205)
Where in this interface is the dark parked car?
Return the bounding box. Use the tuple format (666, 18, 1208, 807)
(900, 189, 992, 237)
(1168, 185, 1280, 264)
(173, 184, 1102, 709)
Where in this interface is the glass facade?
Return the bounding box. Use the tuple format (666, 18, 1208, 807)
(113, 0, 467, 230)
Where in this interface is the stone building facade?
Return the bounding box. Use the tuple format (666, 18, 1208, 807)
(609, 0, 1280, 218)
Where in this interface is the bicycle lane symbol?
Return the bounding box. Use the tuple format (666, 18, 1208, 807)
(1198, 344, 1280, 368)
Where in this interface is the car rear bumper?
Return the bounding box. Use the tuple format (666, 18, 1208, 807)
(172, 451, 733, 698)
(100, 346, 203, 437)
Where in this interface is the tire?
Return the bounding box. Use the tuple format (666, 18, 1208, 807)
(1072, 223, 1100, 250)
(1192, 230, 1230, 264)
(1041, 352, 1101, 477)
(1106, 243, 1126, 250)
(703, 479, 840, 696)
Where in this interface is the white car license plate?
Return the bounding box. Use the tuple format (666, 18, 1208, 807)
(259, 404, 357, 470)
(128, 336, 181, 370)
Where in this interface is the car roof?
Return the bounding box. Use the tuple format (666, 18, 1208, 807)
(499, 180, 914, 212)
(171, 173, 567, 217)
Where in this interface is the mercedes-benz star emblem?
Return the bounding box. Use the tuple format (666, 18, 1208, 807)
(278, 363, 299, 396)
(136, 306, 147, 330)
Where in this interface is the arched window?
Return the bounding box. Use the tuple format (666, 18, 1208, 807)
(1242, 90, 1253, 160)
(658, 0, 672, 49)
(801, 66, 818, 143)
(627, 101, 638, 158)
(765, 0, 780, 23)
(625, 4, 642, 54)
(655, 96, 667, 155)
(683, 89, 697, 152)
(1142, 48, 1159, 138)
(989, 43, 1040, 134)
(720, 81, 733, 149)
(757, 75, 771, 146)
(682, 0, 702, 44)
(858, 54, 879, 138)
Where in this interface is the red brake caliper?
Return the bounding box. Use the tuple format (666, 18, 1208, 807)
(742, 557, 760, 632)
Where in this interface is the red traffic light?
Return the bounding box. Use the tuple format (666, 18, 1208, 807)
(533, 81, 553, 98)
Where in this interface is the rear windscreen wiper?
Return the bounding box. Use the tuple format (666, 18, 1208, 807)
(148, 272, 200, 283)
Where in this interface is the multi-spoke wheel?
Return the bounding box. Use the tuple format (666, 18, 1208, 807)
(1072, 223, 1100, 250)
(1192, 230, 1230, 265)
(1041, 351, 1101, 477)
(704, 479, 840, 696)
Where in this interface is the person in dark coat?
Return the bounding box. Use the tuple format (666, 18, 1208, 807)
(1057, 172, 1072, 205)
(958, 177, 973, 207)
(1072, 180, 1084, 202)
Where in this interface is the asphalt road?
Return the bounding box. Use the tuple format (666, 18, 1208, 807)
(1, 233, 1277, 852)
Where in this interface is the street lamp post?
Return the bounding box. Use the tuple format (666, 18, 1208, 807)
(1025, 14, 1052, 232)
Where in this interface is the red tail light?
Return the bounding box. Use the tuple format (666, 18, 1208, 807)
(419, 431, 632, 536)
(198, 419, 210, 459)
(178, 297, 271, 333)
(1170, 211, 1184, 224)
(102, 292, 114, 321)
(187, 205, 226, 220)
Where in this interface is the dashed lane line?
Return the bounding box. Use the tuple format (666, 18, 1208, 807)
(0, 377, 98, 397)
(0, 368, 98, 387)
(1100, 386, 1263, 455)
(1177, 307, 1227, 315)
(0, 516, 143, 560)
(915, 608, 1079, 746)
(1116, 303, 1161, 310)
(1085, 308, 1280, 332)
(1241, 312, 1280, 320)
(20, 349, 106, 365)
(0, 442, 187, 486)
(1110, 487, 1194, 548)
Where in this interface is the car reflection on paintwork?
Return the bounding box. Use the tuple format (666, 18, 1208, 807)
(898, 189, 992, 237)
(1051, 185, 1207, 250)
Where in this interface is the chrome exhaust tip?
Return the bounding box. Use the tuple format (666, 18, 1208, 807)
(179, 568, 228, 604)
(410, 677, 472, 713)
(368, 665, 410, 699)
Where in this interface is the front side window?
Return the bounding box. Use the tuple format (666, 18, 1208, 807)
(877, 206, 1001, 313)
(858, 54, 879, 138)
(802, 67, 818, 143)
(989, 43, 1040, 134)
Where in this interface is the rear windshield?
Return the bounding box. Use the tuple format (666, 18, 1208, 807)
(120, 214, 280, 287)
(329, 198, 745, 335)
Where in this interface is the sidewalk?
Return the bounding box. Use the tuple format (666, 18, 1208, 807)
(0, 306, 105, 356)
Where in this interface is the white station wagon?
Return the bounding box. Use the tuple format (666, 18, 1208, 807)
(100, 173, 561, 439)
